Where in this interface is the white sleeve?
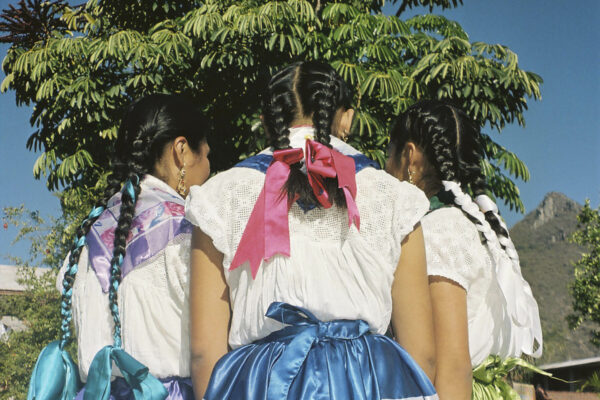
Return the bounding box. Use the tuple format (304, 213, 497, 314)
(421, 207, 484, 291)
(391, 180, 430, 247)
(184, 172, 233, 259)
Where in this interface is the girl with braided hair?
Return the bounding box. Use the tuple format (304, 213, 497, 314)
(186, 60, 438, 399)
(387, 100, 542, 400)
(28, 94, 211, 400)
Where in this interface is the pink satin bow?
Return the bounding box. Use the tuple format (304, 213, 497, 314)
(230, 140, 360, 279)
(305, 140, 360, 229)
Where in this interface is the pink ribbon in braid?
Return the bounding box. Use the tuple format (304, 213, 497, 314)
(230, 140, 360, 279)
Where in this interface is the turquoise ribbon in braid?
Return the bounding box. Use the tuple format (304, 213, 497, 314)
(27, 206, 105, 400)
(84, 177, 167, 400)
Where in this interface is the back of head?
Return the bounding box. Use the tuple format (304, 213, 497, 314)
(390, 100, 484, 191)
(389, 100, 514, 260)
(114, 93, 210, 183)
(261, 61, 353, 206)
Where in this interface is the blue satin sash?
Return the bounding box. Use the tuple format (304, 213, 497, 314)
(83, 346, 167, 400)
(260, 303, 371, 399)
(205, 302, 438, 400)
(26, 340, 81, 400)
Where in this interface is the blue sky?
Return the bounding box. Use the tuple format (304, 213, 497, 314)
(1, 0, 599, 263)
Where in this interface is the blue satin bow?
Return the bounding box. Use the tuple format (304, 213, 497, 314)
(27, 340, 81, 400)
(263, 302, 370, 400)
(83, 345, 167, 400)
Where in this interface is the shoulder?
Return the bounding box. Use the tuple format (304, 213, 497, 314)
(422, 207, 488, 290)
(188, 166, 264, 203)
(357, 168, 426, 203)
(423, 206, 473, 228)
(422, 207, 482, 247)
(356, 169, 429, 243)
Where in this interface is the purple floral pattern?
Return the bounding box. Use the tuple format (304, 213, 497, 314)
(86, 186, 192, 292)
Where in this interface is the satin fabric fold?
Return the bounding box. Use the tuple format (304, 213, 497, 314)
(204, 302, 437, 400)
(305, 140, 360, 228)
(230, 148, 304, 278)
(230, 140, 361, 278)
(27, 340, 81, 400)
(84, 345, 168, 400)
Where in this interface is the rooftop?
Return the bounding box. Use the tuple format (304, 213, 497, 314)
(539, 356, 600, 371)
(0, 265, 47, 292)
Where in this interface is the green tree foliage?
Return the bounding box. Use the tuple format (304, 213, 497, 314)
(567, 200, 600, 347)
(0, 0, 540, 213)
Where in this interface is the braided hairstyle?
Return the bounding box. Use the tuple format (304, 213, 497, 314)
(389, 100, 520, 266)
(261, 61, 353, 207)
(59, 94, 210, 348)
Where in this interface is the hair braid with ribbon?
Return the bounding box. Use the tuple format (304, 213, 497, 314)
(59, 178, 121, 348)
(262, 61, 353, 207)
(106, 173, 141, 347)
(389, 100, 509, 256)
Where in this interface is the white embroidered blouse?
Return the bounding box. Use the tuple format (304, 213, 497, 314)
(421, 207, 542, 366)
(185, 127, 430, 349)
(57, 175, 192, 381)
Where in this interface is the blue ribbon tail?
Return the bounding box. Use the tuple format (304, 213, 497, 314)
(84, 346, 168, 400)
(27, 340, 81, 400)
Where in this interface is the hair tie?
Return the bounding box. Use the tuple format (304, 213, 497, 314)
(123, 175, 139, 201)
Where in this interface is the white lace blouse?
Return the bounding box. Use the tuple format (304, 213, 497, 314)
(57, 175, 191, 381)
(421, 207, 541, 366)
(185, 128, 429, 349)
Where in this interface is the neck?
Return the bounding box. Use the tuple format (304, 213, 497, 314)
(421, 179, 443, 199)
(290, 116, 313, 127)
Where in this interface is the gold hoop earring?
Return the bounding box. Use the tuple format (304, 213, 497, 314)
(407, 168, 414, 184)
(177, 164, 187, 196)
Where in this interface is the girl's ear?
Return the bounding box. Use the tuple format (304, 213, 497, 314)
(339, 108, 354, 135)
(172, 136, 188, 168)
(404, 142, 418, 168)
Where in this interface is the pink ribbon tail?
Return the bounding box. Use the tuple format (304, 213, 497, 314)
(230, 148, 303, 279)
(306, 140, 360, 230)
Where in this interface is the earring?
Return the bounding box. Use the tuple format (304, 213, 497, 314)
(177, 164, 187, 196)
(342, 129, 349, 142)
(407, 168, 414, 184)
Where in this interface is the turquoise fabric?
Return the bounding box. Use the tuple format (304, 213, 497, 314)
(84, 345, 168, 400)
(27, 340, 81, 400)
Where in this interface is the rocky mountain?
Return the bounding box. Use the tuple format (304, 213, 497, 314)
(510, 192, 598, 364)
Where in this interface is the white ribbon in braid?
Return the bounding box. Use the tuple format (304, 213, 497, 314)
(475, 194, 520, 263)
(442, 181, 499, 247)
(442, 181, 543, 358)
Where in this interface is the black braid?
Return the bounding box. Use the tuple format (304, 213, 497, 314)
(59, 176, 123, 348)
(262, 61, 353, 207)
(107, 172, 142, 346)
(311, 72, 338, 147)
(263, 64, 298, 151)
(429, 127, 457, 182)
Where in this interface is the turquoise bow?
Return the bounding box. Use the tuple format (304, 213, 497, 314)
(83, 345, 168, 400)
(27, 340, 81, 400)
